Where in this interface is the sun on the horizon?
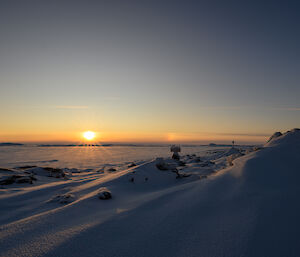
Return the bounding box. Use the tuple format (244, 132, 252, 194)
(83, 131, 96, 141)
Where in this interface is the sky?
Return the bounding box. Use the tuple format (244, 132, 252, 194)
(0, 0, 299, 144)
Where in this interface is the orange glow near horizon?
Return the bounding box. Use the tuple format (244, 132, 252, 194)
(0, 130, 269, 144)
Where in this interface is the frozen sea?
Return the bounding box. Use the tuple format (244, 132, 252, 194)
(0, 145, 232, 170)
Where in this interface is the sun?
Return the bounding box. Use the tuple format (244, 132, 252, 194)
(83, 131, 96, 141)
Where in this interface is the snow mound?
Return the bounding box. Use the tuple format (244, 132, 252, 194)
(223, 147, 243, 157)
(267, 131, 282, 142)
(265, 128, 300, 147)
(155, 157, 177, 171)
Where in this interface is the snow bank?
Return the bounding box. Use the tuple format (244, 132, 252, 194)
(0, 130, 299, 257)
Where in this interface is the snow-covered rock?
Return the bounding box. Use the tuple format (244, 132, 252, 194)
(223, 147, 243, 157)
(267, 131, 283, 142)
(49, 193, 76, 204)
(155, 158, 170, 170)
(265, 128, 300, 147)
(128, 163, 137, 168)
(27, 167, 66, 178)
(97, 187, 112, 200)
(0, 171, 37, 185)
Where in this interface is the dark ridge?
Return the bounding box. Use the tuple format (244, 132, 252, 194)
(0, 143, 24, 146)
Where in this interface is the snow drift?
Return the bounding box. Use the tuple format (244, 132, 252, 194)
(0, 129, 299, 257)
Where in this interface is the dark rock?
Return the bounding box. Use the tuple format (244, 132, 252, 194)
(59, 194, 75, 203)
(0, 174, 36, 185)
(267, 132, 282, 142)
(17, 165, 37, 170)
(155, 158, 169, 170)
(15, 177, 33, 184)
(31, 176, 37, 181)
(171, 167, 179, 173)
(177, 161, 186, 166)
(193, 157, 201, 163)
(172, 152, 180, 160)
(98, 187, 112, 200)
(107, 168, 116, 172)
(128, 163, 137, 168)
(156, 163, 169, 170)
(176, 173, 191, 179)
(43, 167, 63, 173)
(0, 168, 15, 172)
(50, 193, 76, 204)
(199, 161, 214, 167)
(0, 176, 16, 185)
(30, 167, 66, 178)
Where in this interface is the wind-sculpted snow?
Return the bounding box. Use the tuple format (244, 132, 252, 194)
(0, 130, 299, 257)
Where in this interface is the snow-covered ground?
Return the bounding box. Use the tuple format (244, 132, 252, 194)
(0, 129, 299, 257)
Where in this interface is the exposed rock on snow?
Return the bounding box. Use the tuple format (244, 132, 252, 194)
(17, 165, 37, 170)
(265, 128, 300, 147)
(0, 167, 16, 173)
(0, 173, 36, 185)
(222, 148, 243, 166)
(128, 163, 137, 168)
(291, 128, 300, 132)
(155, 158, 170, 170)
(28, 167, 67, 178)
(253, 146, 263, 151)
(170, 145, 181, 160)
(15, 175, 37, 184)
(199, 160, 215, 167)
(226, 155, 238, 166)
(223, 147, 243, 157)
(177, 160, 186, 166)
(97, 187, 112, 200)
(191, 156, 201, 163)
(49, 193, 76, 204)
(267, 131, 282, 142)
(43, 167, 66, 178)
(0, 175, 18, 185)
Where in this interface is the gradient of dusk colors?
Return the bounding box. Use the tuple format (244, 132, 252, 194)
(0, 1, 299, 144)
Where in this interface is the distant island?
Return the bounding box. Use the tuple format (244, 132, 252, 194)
(0, 142, 24, 146)
(37, 144, 165, 147)
(209, 143, 233, 147)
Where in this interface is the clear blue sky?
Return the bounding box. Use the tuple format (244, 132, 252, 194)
(0, 0, 299, 143)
